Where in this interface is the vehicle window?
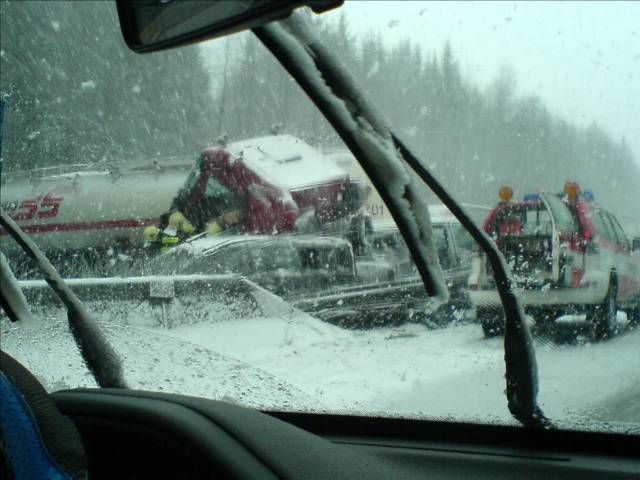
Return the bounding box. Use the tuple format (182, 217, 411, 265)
(493, 203, 553, 237)
(543, 194, 578, 233)
(1, 0, 638, 436)
(432, 225, 453, 268)
(524, 205, 552, 234)
(590, 209, 616, 244)
(600, 212, 621, 246)
(607, 212, 630, 249)
(204, 177, 229, 199)
(454, 225, 473, 251)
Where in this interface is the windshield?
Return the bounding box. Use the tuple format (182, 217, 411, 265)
(1, 1, 639, 434)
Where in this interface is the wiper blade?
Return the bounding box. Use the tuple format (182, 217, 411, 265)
(392, 139, 550, 429)
(257, 12, 550, 428)
(0, 208, 127, 388)
(0, 252, 36, 324)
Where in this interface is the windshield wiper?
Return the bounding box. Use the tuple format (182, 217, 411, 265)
(392, 139, 550, 428)
(255, 12, 550, 428)
(255, 19, 448, 303)
(0, 208, 127, 388)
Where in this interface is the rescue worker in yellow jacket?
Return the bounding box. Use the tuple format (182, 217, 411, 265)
(205, 209, 242, 235)
(142, 225, 162, 253)
(143, 210, 197, 254)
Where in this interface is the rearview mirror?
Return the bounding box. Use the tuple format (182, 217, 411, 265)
(116, 0, 342, 53)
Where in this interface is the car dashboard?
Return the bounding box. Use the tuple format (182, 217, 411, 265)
(52, 387, 640, 479)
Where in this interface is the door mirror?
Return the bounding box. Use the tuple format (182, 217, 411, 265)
(116, 0, 342, 53)
(632, 237, 640, 253)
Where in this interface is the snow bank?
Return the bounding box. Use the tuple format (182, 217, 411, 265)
(0, 317, 318, 410)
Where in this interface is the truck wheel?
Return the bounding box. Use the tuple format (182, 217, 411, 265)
(477, 306, 504, 338)
(531, 308, 562, 336)
(434, 302, 458, 326)
(587, 279, 617, 341)
(435, 288, 472, 325)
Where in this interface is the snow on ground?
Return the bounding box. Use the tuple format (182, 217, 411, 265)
(0, 316, 319, 411)
(534, 312, 640, 425)
(2, 305, 639, 430)
(161, 318, 509, 421)
(159, 312, 640, 428)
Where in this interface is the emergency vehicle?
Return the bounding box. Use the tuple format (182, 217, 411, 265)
(469, 183, 640, 338)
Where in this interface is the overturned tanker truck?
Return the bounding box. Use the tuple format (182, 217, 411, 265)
(0, 134, 368, 278)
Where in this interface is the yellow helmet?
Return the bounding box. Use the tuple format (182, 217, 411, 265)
(168, 211, 196, 235)
(206, 221, 223, 235)
(143, 226, 160, 245)
(222, 209, 242, 226)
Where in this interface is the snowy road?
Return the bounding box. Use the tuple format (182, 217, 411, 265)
(158, 313, 640, 428)
(2, 306, 639, 432)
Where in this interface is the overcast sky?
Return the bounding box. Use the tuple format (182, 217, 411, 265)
(323, 1, 640, 165)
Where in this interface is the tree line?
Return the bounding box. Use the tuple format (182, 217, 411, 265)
(0, 0, 215, 171)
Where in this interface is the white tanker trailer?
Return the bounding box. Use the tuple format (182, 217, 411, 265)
(0, 159, 192, 268)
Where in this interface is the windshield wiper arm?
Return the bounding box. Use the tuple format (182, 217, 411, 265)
(257, 12, 550, 428)
(391, 139, 550, 428)
(255, 17, 449, 303)
(0, 208, 127, 388)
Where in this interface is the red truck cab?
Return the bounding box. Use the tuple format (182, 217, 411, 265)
(174, 135, 366, 235)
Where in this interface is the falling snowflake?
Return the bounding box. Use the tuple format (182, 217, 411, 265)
(366, 61, 379, 78)
(80, 80, 96, 91)
(405, 126, 418, 138)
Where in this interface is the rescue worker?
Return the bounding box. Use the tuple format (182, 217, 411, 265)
(142, 210, 197, 254)
(168, 210, 196, 238)
(205, 208, 243, 235)
(144, 173, 245, 252)
(142, 225, 164, 254)
(142, 224, 178, 254)
(153, 210, 196, 252)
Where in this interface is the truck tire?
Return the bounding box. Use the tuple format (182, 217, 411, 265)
(530, 307, 562, 335)
(587, 278, 617, 341)
(477, 306, 504, 338)
(434, 288, 472, 326)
